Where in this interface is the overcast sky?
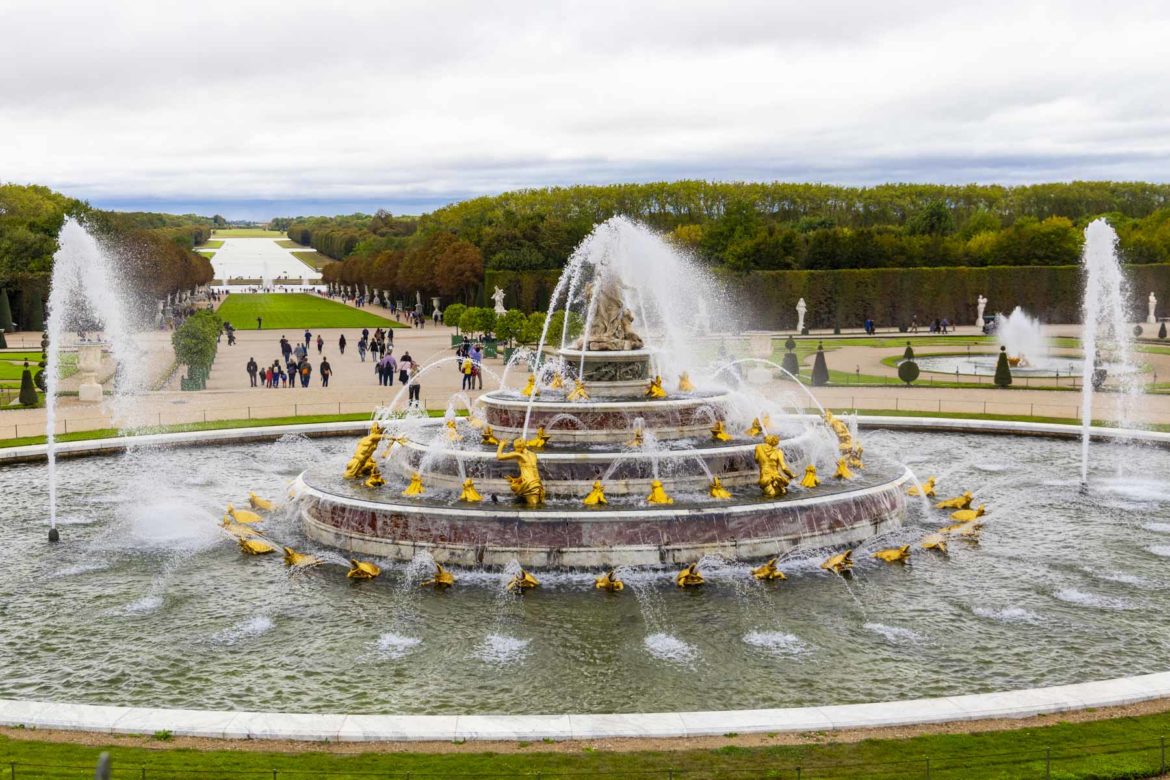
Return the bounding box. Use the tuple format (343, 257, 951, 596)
(3, 0, 1169, 219)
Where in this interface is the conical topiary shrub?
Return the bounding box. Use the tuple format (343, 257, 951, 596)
(898, 359, 920, 386)
(994, 346, 1013, 388)
(903, 342, 915, 361)
(1160, 322, 1167, 340)
(0, 288, 12, 348)
(18, 360, 38, 406)
(781, 336, 799, 377)
(811, 342, 830, 386)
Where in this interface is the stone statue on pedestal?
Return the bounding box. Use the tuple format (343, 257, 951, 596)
(1149, 292, 1158, 324)
(977, 295, 988, 327)
(492, 286, 507, 315)
(572, 265, 643, 351)
(796, 298, 807, 332)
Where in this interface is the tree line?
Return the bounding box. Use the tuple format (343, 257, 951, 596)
(0, 183, 214, 330)
(291, 181, 1170, 304)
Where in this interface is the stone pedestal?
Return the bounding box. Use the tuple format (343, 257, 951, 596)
(76, 343, 104, 403)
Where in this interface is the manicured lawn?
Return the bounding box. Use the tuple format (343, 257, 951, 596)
(211, 228, 285, 238)
(197, 250, 215, 260)
(199, 239, 225, 249)
(215, 294, 404, 330)
(292, 250, 333, 270)
(3, 707, 1170, 778)
(274, 239, 301, 249)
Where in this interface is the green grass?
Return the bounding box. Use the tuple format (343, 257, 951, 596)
(197, 251, 215, 260)
(274, 239, 301, 249)
(4, 708, 1170, 778)
(198, 239, 224, 249)
(215, 294, 404, 330)
(291, 250, 333, 271)
(0, 353, 74, 381)
(211, 228, 285, 238)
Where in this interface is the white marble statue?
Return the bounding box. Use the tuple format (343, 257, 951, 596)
(492, 286, 507, 315)
(977, 294, 988, 327)
(1149, 292, 1158, 324)
(796, 298, 807, 332)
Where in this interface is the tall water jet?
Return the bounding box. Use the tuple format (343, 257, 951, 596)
(1079, 219, 1137, 484)
(45, 219, 150, 538)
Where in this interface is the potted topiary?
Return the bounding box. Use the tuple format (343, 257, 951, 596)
(898, 358, 920, 386)
(781, 335, 799, 377)
(994, 346, 1013, 388)
(811, 342, 830, 386)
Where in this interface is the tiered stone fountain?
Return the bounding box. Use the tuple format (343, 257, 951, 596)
(296, 218, 910, 569)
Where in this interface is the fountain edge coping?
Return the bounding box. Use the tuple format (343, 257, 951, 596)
(0, 671, 1166, 741)
(2, 415, 1167, 465)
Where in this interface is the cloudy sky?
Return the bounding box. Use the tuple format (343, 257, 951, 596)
(3, 0, 1169, 219)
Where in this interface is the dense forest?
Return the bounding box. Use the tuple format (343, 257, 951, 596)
(0, 184, 214, 330)
(296, 181, 1170, 306)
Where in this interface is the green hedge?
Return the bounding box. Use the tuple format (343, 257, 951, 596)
(488, 264, 1170, 327)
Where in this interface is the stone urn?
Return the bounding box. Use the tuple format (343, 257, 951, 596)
(76, 342, 105, 403)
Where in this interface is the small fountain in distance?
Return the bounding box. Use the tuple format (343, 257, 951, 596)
(995, 307, 1049, 368)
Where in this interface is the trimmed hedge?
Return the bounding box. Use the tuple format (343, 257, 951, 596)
(489, 265, 1170, 327)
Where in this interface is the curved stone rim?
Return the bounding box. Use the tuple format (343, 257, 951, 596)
(478, 391, 728, 412)
(1, 417, 1169, 739)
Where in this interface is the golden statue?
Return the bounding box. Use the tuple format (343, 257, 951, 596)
(935, 491, 973, 510)
(645, 375, 667, 399)
(676, 562, 705, 587)
(950, 504, 986, 523)
(755, 435, 795, 497)
(708, 477, 732, 499)
(800, 464, 821, 488)
(421, 562, 455, 588)
(497, 438, 545, 506)
(226, 503, 262, 524)
(521, 373, 539, 397)
(821, 549, 853, 575)
(626, 426, 644, 448)
(364, 466, 386, 488)
(402, 472, 425, 497)
(595, 570, 624, 591)
(378, 435, 409, 461)
(527, 426, 550, 450)
(458, 478, 483, 503)
(239, 538, 275, 556)
(507, 568, 540, 592)
(549, 372, 565, 390)
(221, 517, 260, 538)
(248, 492, 275, 511)
(567, 380, 590, 402)
(646, 479, 674, 504)
(343, 423, 384, 479)
(347, 559, 381, 580)
(752, 558, 787, 580)
(678, 372, 695, 392)
(921, 533, 948, 554)
(282, 547, 320, 568)
(848, 444, 864, 470)
(467, 414, 485, 430)
(956, 523, 982, 540)
(710, 420, 732, 442)
(481, 425, 499, 446)
(445, 419, 460, 441)
(872, 545, 911, 564)
(745, 417, 765, 437)
(833, 458, 854, 480)
(583, 480, 608, 506)
(824, 410, 856, 455)
(907, 477, 936, 497)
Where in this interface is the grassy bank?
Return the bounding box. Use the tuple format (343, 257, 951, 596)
(3, 705, 1170, 778)
(216, 293, 404, 330)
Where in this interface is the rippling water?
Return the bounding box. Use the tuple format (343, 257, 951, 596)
(0, 430, 1167, 714)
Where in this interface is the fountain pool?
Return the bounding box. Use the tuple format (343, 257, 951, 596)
(1, 428, 1168, 715)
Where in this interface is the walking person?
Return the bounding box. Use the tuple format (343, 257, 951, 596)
(246, 357, 258, 387)
(461, 353, 473, 390)
(358, 336, 368, 362)
(398, 351, 414, 387)
(384, 351, 397, 386)
(320, 357, 332, 387)
(287, 358, 298, 389)
(338, 334, 347, 355)
(257, 316, 263, 329)
(407, 362, 421, 406)
(316, 334, 324, 354)
(470, 343, 483, 390)
(304, 329, 311, 349)
(299, 358, 312, 388)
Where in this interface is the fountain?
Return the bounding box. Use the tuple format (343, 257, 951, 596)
(44, 218, 150, 539)
(995, 307, 1048, 367)
(1079, 219, 1139, 484)
(295, 218, 911, 567)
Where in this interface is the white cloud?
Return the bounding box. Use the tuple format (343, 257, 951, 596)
(1, 0, 1169, 217)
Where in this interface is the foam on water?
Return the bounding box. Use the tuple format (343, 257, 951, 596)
(58, 562, 111, 577)
(644, 632, 698, 663)
(212, 616, 274, 645)
(376, 633, 422, 659)
(475, 634, 530, 664)
(742, 631, 807, 655)
(117, 595, 163, 615)
(1147, 546, 1170, 558)
(1088, 569, 1148, 587)
(972, 606, 1042, 624)
(124, 499, 223, 551)
(1054, 588, 1134, 611)
(1143, 523, 1170, 534)
(863, 622, 923, 644)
